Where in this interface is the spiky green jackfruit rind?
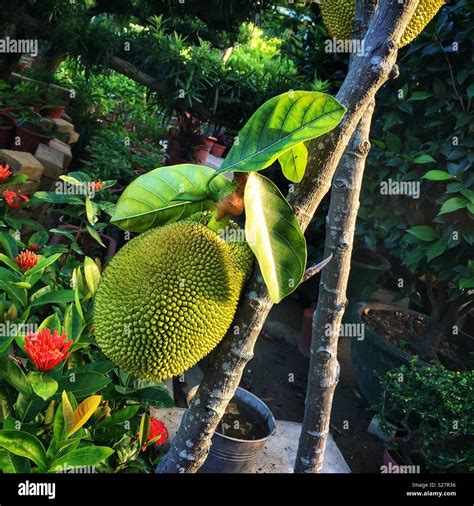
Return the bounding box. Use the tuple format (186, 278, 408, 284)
(320, 0, 444, 47)
(94, 214, 253, 380)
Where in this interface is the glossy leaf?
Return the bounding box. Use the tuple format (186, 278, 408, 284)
(48, 446, 114, 472)
(28, 372, 58, 401)
(38, 313, 62, 333)
(68, 395, 102, 436)
(216, 91, 345, 175)
(244, 173, 306, 303)
(407, 226, 438, 241)
(64, 304, 83, 342)
(0, 430, 48, 470)
(0, 448, 31, 473)
(62, 391, 74, 436)
(138, 413, 150, 449)
(279, 143, 308, 183)
(111, 165, 229, 232)
(83, 256, 100, 295)
(422, 170, 455, 181)
(29, 289, 76, 307)
(0, 356, 32, 395)
(95, 405, 140, 429)
(439, 197, 467, 215)
(58, 373, 111, 399)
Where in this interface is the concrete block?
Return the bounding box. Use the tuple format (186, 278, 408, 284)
(0, 149, 44, 182)
(151, 407, 351, 474)
(51, 118, 74, 133)
(67, 130, 80, 144)
(35, 143, 65, 180)
(48, 138, 72, 170)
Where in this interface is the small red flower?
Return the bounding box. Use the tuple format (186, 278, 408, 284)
(92, 181, 103, 191)
(24, 328, 72, 372)
(27, 243, 42, 252)
(0, 164, 11, 183)
(14, 249, 39, 272)
(139, 417, 169, 451)
(3, 190, 29, 209)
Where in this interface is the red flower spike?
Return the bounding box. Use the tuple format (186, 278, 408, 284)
(3, 190, 29, 209)
(0, 164, 11, 183)
(92, 181, 104, 191)
(24, 328, 72, 372)
(139, 417, 169, 451)
(14, 249, 39, 272)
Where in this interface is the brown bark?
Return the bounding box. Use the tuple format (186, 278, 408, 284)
(157, 0, 420, 473)
(293, 0, 378, 474)
(294, 100, 375, 472)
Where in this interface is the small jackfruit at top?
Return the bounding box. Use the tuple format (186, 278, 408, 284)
(320, 0, 444, 47)
(93, 213, 253, 380)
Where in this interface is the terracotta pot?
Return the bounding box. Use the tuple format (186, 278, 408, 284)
(0, 113, 15, 149)
(15, 124, 53, 154)
(204, 136, 217, 148)
(40, 106, 65, 119)
(211, 142, 226, 158)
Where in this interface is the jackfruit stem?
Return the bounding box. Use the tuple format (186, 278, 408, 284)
(207, 208, 230, 234)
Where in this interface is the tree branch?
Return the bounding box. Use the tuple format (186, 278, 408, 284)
(0, 10, 232, 126)
(157, 0, 420, 473)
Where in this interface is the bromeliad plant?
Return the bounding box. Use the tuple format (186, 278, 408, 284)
(112, 90, 346, 303)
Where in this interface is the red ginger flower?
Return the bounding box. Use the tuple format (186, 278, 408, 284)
(27, 243, 42, 252)
(140, 417, 169, 451)
(24, 328, 72, 372)
(3, 190, 29, 209)
(14, 249, 39, 272)
(0, 164, 11, 183)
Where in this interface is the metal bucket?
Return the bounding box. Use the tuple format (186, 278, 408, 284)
(189, 386, 276, 473)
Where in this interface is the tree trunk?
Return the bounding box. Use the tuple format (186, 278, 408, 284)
(157, 0, 420, 474)
(293, 0, 378, 474)
(294, 100, 375, 472)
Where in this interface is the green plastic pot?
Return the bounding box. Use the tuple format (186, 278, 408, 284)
(347, 248, 391, 300)
(349, 302, 428, 406)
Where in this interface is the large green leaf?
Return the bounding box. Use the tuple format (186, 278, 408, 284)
(29, 289, 76, 307)
(48, 446, 114, 472)
(110, 165, 229, 232)
(0, 356, 32, 396)
(278, 143, 308, 183)
(95, 405, 140, 429)
(0, 430, 48, 470)
(57, 373, 111, 399)
(112, 385, 174, 408)
(244, 173, 306, 303)
(27, 372, 58, 401)
(216, 91, 345, 175)
(0, 448, 31, 473)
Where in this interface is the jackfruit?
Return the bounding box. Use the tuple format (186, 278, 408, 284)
(94, 213, 253, 380)
(320, 0, 443, 47)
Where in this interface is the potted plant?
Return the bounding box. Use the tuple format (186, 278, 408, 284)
(13, 110, 57, 154)
(349, 302, 430, 405)
(166, 112, 206, 165)
(376, 359, 474, 473)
